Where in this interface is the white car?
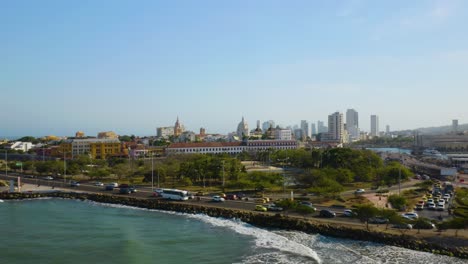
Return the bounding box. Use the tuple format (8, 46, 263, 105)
(438, 199, 445, 205)
(436, 203, 445, 211)
(427, 202, 436, 210)
(110, 182, 119, 187)
(354, 189, 365, 195)
(343, 209, 355, 217)
(212, 195, 225, 202)
(94, 182, 104, 186)
(443, 194, 450, 201)
(44, 176, 54, 180)
(401, 212, 419, 219)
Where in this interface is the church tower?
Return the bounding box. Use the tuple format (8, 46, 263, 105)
(174, 117, 183, 137)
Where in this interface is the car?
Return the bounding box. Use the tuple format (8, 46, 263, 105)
(354, 189, 365, 195)
(438, 199, 445, 205)
(195, 191, 206, 196)
(393, 223, 413, 229)
(70, 181, 80, 187)
(343, 209, 355, 217)
(415, 204, 424, 210)
(105, 184, 115, 191)
(119, 184, 129, 188)
(226, 194, 238, 200)
(129, 186, 137, 193)
(219, 193, 226, 198)
(443, 194, 450, 202)
(427, 198, 434, 204)
(436, 203, 445, 211)
(427, 202, 436, 210)
(413, 221, 436, 229)
(369, 217, 389, 224)
(299, 201, 314, 208)
(255, 198, 267, 204)
(119, 187, 131, 194)
(401, 212, 419, 219)
(265, 203, 283, 211)
(255, 205, 267, 212)
(43, 176, 54, 180)
(319, 209, 336, 218)
(417, 200, 425, 206)
(94, 182, 104, 186)
(153, 188, 164, 197)
(109, 182, 119, 187)
(212, 195, 225, 202)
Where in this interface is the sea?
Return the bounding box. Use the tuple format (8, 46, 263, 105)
(367, 148, 413, 155)
(0, 199, 464, 264)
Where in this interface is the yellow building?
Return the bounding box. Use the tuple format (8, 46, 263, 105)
(58, 138, 122, 159)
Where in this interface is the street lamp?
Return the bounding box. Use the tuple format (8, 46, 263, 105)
(151, 152, 154, 191)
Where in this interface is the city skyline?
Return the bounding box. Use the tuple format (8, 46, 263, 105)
(2, 1, 468, 137)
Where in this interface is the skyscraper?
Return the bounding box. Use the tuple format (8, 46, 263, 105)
(346, 109, 359, 140)
(317, 121, 328, 133)
(262, 120, 275, 131)
(311, 123, 317, 135)
(371, 115, 379, 137)
(386, 125, 390, 134)
(453, 119, 459, 133)
(300, 120, 309, 138)
(328, 112, 344, 142)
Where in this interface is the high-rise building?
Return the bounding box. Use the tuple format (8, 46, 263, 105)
(371, 115, 379, 137)
(262, 120, 275, 131)
(317, 121, 328, 133)
(311, 123, 317, 135)
(328, 112, 344, 142)
(300, 120, 309, 138)
(453, 119, 459, 133)
(346, 109, 359, 140)
(386, 125, 390, 134)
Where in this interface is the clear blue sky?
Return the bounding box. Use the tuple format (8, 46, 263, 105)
(2, 0, 468, 137)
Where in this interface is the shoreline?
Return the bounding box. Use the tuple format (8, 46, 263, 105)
(1, 191, 467, 259)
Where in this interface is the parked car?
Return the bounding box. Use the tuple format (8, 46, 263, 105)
(319, 209, 336, 218)
(354, 189, 365, 195)
(255, 205, 267, 212)
(443, 194, 451, 202)
(70, 181, 80, 187)
(427, 202, 436, 210)
(415, 204, 424, 210)
(436, 203, 445, 211)
(401, 212, 419, 219)
(212, 195, 225, 202)
(369, 217, 389, 224)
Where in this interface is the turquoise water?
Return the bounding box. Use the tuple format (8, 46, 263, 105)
(0, 199, 465, 264)
(367, 148, 413, 155)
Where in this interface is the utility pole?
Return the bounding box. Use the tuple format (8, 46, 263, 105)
(5, 150, 7, 177)
(222, 160, 225, 191)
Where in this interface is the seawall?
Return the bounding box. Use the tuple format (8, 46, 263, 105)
(1, 192, 467, 259)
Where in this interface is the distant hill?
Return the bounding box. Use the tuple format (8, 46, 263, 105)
(415, 123, 468, 135)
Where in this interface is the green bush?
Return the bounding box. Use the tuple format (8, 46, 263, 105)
(388, 194, 407, 211)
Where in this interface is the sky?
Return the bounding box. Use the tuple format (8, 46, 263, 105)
(2, 0, 468, 137)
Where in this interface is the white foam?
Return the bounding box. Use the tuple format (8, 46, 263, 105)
(187, 214, 322, 264)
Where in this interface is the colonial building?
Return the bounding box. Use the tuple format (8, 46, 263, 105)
(174, 117, 183, 137)
(166, 140, 297, 155)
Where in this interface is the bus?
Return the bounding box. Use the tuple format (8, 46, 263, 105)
(161, 189, 189, 201)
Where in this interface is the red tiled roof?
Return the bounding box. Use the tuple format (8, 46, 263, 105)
(168, 142, 242, 148)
